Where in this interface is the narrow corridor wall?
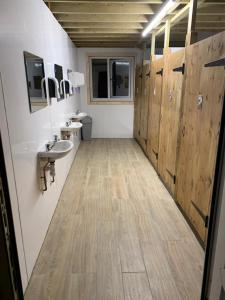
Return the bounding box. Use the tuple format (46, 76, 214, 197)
(0, 0, 80, 290)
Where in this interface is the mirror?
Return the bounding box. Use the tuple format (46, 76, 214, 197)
(54, 64, 64, 100)
(23, 51, 47, 113)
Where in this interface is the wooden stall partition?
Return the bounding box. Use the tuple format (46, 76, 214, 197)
(139, 63, 150, 153)
(176, 31, 225, 245)
(146, 57, 164, 170)
(157, 49, 185, 196)
(133, 65, 142, 141)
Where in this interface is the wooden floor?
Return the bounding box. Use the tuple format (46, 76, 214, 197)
(25, 139, 204, 300)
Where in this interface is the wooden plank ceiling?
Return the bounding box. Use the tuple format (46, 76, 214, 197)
(44, 0, 225, 48)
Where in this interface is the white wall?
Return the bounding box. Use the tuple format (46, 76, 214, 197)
(77, 48, 142, 138)
(0, 0, 81, 291)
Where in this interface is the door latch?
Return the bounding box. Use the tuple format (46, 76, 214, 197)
(197, 95, 203, 109)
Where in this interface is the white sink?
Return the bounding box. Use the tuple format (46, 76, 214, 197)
(38, 140, 74, 161)
(71, 112, 87, 120)
(61, 122, 83, 132)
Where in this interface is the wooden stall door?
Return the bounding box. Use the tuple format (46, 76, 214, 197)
(147, 58, 164, 170)
(133, 65, 142, 140)
(139, 64, 150, 152)
(176, 32, 225, 245)
(158, 50, 185, 195)
(192, 65, 225, 243)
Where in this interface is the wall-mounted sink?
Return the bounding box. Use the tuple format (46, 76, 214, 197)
(71, 112, 87, 121)
(38, 140, 74, 161)
(61, 122, 82, 132)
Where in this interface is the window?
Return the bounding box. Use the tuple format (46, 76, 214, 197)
(89, 56, 134, 103)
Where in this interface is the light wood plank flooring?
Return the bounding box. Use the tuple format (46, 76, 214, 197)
(25, 139, 204, 300)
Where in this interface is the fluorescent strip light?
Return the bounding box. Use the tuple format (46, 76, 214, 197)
(142, 0, 176, 37)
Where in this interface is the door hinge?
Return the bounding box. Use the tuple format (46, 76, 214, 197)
(146, 71, 150, 77)
(191, 200, 209, 228)
(152, 149, 158, 160)
(145, 139, 147, 145)
(205, 58, 225, 68)
(173, 63, 185, 74)
(138, 130, 140, 135)
(166, 168, 176, 184)
(156, 68, 163, 76)
(139, 73, 143, 78)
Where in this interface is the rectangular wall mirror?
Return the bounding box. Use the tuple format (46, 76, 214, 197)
(23, 51, 47, 113)
(54, 64, 64, 100)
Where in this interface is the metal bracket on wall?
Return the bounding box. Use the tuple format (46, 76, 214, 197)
(166, 168, 176, 184)
(204, 58, 225, 68)
(156, 68, 163, 76)
(173, 63, 185, 74)
(191, 200, 209, 228)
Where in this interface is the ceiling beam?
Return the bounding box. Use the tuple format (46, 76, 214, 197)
(164, 19, 171, 48)
(45, 0, 163, 2)
(66, 28, 141, 33)
(74, 43, 136, 45)
(55, 14, 150, 22)
(155, 3, 190, 36)
(155, 0, 207, 37)
(173, 23, 225, 30)
(72, 39, 139, 42)
(74, 45, 136, 47)
(73, 44, 139, 47)
(197, 5, 225, 15)
(70, 36, 140, 39)
(70, 35, 139, 39)
(150, 32, 155, 56)
(171, 28, 225, 33)
(74, 42, 137, 45)
(186, 0, 197, 45)
(61, 22, 144, 29)
(69, 33, 141, 37)
(74, 40, 136, 43)
(204, 0, 225, 3)
(50, 3, 154, 14)
(180, 15, 225, 23)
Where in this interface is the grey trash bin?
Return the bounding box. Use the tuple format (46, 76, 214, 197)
(81, 116, 92, 140)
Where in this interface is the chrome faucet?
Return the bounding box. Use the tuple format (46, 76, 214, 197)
(46, 135, 59, 151)
(46, 141, 54, 152)
(66, 120, 72, 127)
(53, 134, 59, 142)
(76, 109, 80, 114)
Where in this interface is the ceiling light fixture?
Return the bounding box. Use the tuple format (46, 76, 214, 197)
(142, 0, 177, 37)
